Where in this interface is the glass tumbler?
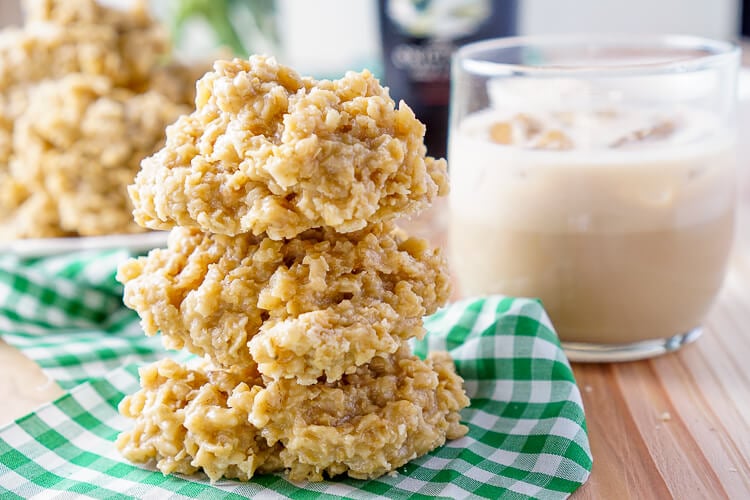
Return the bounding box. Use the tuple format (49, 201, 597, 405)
(448, 35, 740, 362)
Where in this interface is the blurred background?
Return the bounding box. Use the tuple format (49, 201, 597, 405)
(0, 1, 743, 78)
(0, 0, 748, 239)
(2, 0, 744, 152)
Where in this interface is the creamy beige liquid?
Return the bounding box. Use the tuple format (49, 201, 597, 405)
(449, 111, 736, 344)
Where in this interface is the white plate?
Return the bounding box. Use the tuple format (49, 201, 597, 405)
(0, 231, 169, 258)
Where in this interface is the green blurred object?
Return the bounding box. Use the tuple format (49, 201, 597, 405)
(171, 0, 279, 57)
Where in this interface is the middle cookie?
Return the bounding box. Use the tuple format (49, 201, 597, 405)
(117, 222, 450, 383)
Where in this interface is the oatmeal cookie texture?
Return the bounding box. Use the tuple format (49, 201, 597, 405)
(118, 223, 449, 382)
(12, 75, 189, 236)
(129, 56, 449, 239)
(0, 0, 197, 239)
(116, 358, 283, 482)
(118, 347, 468, 483)
(117, 56, 468, 482)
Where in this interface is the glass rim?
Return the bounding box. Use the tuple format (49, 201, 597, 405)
(455, 34, 740, 77)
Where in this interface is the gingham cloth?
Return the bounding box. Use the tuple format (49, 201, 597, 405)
(0, 252, 592, 499)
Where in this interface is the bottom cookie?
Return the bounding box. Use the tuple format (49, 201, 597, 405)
(116, 345, 469, 482)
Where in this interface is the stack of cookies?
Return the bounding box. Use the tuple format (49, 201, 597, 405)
(116, 56, 469, 482)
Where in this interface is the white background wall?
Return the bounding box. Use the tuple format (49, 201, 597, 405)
(0, 1, 21, 26)
(0, 0, 743, 69)
(520, 0, 740, 40)
(3, 1, 743, 38)
(277, 0, 381, 77)
(243, 0, 745, 77)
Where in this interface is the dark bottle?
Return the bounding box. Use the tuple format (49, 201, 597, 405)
(378, 0, 517, 158)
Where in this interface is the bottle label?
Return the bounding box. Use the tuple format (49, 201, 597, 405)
(386, 0, 491, 39)
(378, 0, 515, 157)
(391, 39, 453, 82)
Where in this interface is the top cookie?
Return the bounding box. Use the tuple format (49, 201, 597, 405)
(129, 56, 448, 239)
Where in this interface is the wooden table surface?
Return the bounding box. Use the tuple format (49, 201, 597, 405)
(1, 196, 749, 499)
(572, 249, 750, 499)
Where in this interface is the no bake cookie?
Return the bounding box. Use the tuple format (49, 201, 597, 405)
(130, 56, 448, 239)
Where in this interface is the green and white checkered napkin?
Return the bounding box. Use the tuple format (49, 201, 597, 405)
(0, 251, 592, 499)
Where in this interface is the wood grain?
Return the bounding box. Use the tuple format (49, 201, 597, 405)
(0, 337, 63, 424)
(572, 252, 750, 499)
(406, 198, 750, 499)
(0, 190, 748, 499)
